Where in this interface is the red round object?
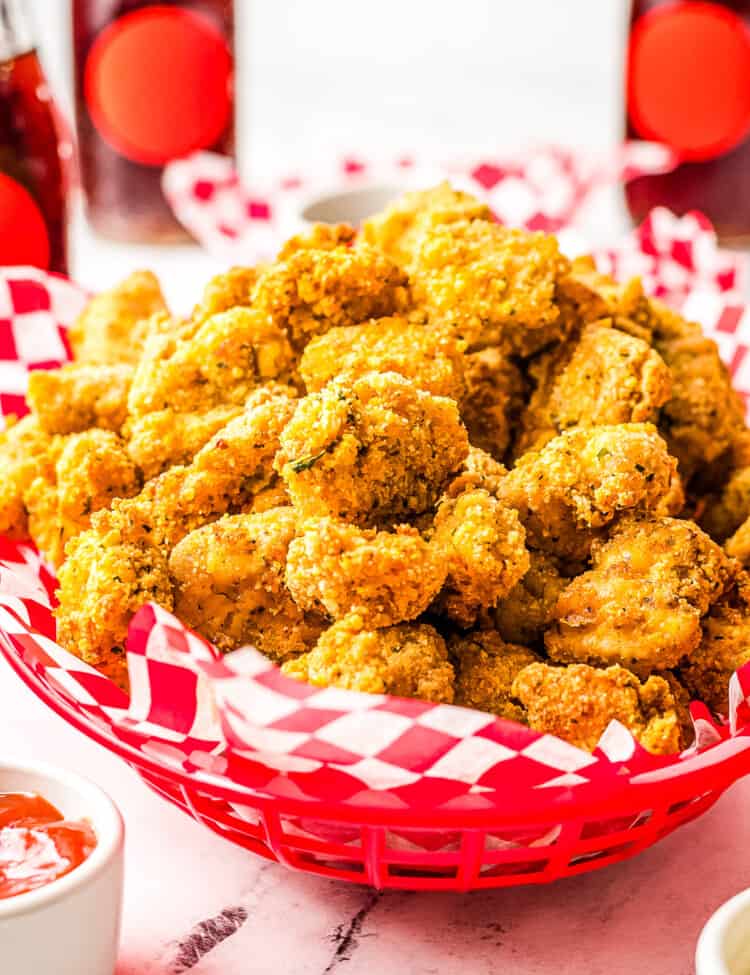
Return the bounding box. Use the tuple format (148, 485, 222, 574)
(628, 1, 750, 161)
(84, 5, 232, 167)
(0, 173, 50, 269)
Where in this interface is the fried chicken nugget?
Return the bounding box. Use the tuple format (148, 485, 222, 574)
(451, 629, 538, 721)
(26, 429, 141, 566)
(446, 445, 507, 498)
(300, 316, 467, 400)
(68, 270, 168, 365)
(410, 219, 570, 355)
(0, 415, 54, 538)
(515, 322, 672, 456)
(170, 507, 325, 660)
(461, 347, 526, 460)
(512, 663, 683, 754)
(546, 517, 734, 675)
(277, 371, 469, 525)
(498, 423, 681, 560)
(191, 266, 260, 324)
(430, 488, 529, 627)
(27, 363, 133, 436)
(125, 404, 243, 480)
(128, 307, 296, 416)
(494, 549, 572, 647)
(277, 223, 357, 259)
(681, 571, 750, 715)
(282, 615, 455, 702)
(251, 243, 409, 351)
(361, 182, 492, 268)
(556, 256, 657, 341)
(700, 430, 750, 542)
(286, 517, 446, 627)
(652, 299, 746, 476)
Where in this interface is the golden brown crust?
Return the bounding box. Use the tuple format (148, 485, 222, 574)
(461, 347, 526, 461)
(451, 629, 537, 720)
(494, 549, 571, 647)
(27, 363, 134, 435)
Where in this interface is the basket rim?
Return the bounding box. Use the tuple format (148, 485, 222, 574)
(5, 637, 750, 830)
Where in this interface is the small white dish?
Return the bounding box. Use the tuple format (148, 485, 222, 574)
(299, 184, 409, 226)
(696, 888, 750, 975)
(0, 759, 124, 975)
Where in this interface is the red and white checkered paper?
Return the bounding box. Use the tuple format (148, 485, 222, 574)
(2, 193, 750, 818)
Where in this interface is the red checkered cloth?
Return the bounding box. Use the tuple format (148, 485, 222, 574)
(2, 207, 750, 819)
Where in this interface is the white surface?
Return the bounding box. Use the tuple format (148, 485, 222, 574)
(0, 759, 124, 975)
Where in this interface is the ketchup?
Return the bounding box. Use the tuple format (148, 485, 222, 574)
(0, 792, 97, 899)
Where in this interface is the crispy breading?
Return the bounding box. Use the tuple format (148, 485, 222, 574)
(445, 446, 507, 499)
(451, 629, 538, 720)
(27, 363, 133, 435)
(361, 182, 492, 267)
(512, 662, 682, 754)
(681, 571, 750, 715)
(251, 243, 409, 351)
(277, 371, 469, 525)
(430, 488, 529, 627)
(300, 316, 467, 400)
(494, 549, 571, 647)
(287, 517, 445, 627)
(556, 256, 657, 341)
(282, 615, 455, 702)
(128, 307, 296, 416)
(726, 517, 750, 564)
(277, 223, 357, 260)
(0, 415, 54, 539)
(25, 430, 140, 566)
(651, 299, 746, 476)
(410, 219, 570, 355)
(546, 517, 734, 675)
(498, 423, 681, 560)
(68, 270, 168, 364)
(125, 404, 243, 480)
(461, 347, 526, 460)
(169, 507, 324, 660)
(700, 430, 750, 542)
(515, 322, 672, 456)
(191, 266, 260, 324)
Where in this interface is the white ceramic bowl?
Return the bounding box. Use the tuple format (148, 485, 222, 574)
(0, 760, 124, 975)
(696, 888, 750, 975)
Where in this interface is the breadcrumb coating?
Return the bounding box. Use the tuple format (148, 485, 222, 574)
(681, 571, 750, 715)
(287, 517, 444, 627)
(277, 223, 357, 259)
(513, 663, 682, 754)
(191, 266, 260, 324)
(26, 429, 140, 566)
(27, 363, 133, 435)
(128, 307, 296, 416)
(430, 488, 529, 627)
(494, 549, 571, 647)
(700, 431, 750, 542)
(461, 347, 526, 461)
(410, 219, 570, 355)
(251, 243, 409, 351)
(515, 322, 672, 456)
(300, 316, 467, 400)
(0, 415, 54, 539)
(498, 423, 681, 560)
(169, 507, 324, 660)
(451, 629, 537, 720)
(361, 182, 492, 267)
(557, 256, 657, 341)
(446, 446, 507, 499)
(277, 371, 469, 525)
(282, 615, 455, 702)
(546, 517, 734, 675)
(68, 270, 168, 365)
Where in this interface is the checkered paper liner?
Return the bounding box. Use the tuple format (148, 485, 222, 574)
(2, 205, 750, 828)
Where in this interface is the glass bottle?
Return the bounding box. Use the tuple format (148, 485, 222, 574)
(72, 1, 235, 244)
(625, 0, 750, 245)
(0, 0, 69, 273)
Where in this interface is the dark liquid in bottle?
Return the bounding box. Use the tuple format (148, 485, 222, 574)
(0, 48, 68, 273)
(626, 0, 750, 244)
(72, 0, 235, 243)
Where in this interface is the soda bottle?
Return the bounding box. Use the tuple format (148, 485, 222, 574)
(0, 0, 69, 273)
(626, 1, 750, 244)
(72, 1, 235, 243)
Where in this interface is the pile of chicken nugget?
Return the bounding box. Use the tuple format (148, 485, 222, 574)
(4, 182, 750, 756)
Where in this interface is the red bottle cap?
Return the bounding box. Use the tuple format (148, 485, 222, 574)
(84, 5, 232, 167)
(628, 1, 750, 161)
(0, 174, 50, 270)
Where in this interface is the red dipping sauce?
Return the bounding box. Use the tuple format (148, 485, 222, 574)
(0, 792, 97, 900)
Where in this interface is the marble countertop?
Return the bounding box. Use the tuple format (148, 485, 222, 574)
(3, 646, 748, 975)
